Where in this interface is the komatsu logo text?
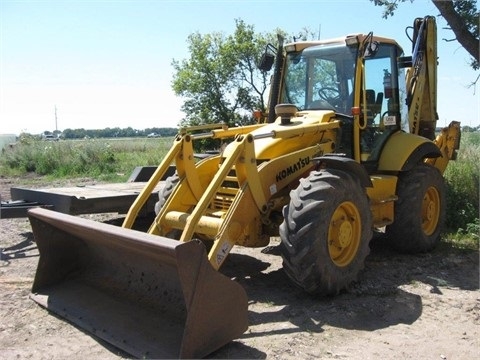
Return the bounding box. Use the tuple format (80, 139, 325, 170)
(276, 157, 310, 182)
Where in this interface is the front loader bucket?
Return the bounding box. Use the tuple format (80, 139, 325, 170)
(27, 208, 248, 359)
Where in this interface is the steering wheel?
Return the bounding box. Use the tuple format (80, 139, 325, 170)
(318, 87, 341, 108)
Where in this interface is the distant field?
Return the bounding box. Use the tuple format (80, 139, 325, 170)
(0, 136, 176, 182)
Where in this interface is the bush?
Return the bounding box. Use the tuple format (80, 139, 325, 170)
(444, 131, 479, 235)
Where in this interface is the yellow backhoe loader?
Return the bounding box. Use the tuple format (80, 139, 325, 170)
(28, 16, 460, 358)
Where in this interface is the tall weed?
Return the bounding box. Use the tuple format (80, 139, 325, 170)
(444, 131, 480, 235)
(0, 137, 173, 181)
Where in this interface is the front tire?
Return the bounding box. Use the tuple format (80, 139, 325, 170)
(153, 174, 183, 239)
(154, 174, 180, 215)
(279, 169, 372, 295)
(386, 164, 445, 253)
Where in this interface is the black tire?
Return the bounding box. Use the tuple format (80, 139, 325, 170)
(386, 164, 445, 253)
(154, 174, 180, 215)
(153, 174, 182, 239)
(279, 169, 373, 295)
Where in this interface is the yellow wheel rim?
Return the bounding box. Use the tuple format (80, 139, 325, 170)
(422, 186, 440, 236)
(328, 201, 361, 267)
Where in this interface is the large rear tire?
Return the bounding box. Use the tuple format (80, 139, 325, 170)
(386, 164, 445, 253)
(279, 169, 373, 295)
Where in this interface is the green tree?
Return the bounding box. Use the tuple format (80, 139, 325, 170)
(372, 0, 479, 70)
(171, 19, 285, 128)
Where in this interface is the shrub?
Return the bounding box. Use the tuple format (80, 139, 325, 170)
(444, 131, 479, 235)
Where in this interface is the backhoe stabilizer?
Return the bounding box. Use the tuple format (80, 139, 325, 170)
(426, 120, 461, 174)
(28, 207, 248, 359)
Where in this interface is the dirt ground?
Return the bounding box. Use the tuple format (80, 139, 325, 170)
(0, 176, 479, 359)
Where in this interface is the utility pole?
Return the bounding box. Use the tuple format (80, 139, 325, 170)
(55, 105, 58, 132)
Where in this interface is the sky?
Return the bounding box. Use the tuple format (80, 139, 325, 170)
(1, 0, 478, 135)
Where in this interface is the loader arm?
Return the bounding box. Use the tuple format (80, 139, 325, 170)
(149, 119, 339, 270)
(179, 134, 266, 243)
(122, 134, 184, 229)
(123, 123, 265, 230)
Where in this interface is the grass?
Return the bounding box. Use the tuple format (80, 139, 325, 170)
(1, 131, 478, 245)
(443, 131, 479, 243)
(0, 136, 175, 182)
(442, 225, 479, 251)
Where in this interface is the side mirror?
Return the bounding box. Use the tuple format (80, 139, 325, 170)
(258, 43, 277, 71)
(364, 41, 379, 58)
(258, 52, 275, 71)
(361, 32, 379, 59)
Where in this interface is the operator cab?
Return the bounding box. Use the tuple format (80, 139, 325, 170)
(281, 39, 356, 115)
(280, 35, 407, 168)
